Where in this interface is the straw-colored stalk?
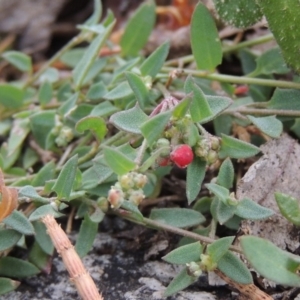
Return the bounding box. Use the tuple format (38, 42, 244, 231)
(42, 214, 103, 300)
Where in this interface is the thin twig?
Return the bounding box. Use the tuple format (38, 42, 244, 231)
(142, 217, 242, 254)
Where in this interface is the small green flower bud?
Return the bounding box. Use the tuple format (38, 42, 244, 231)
(200, 254, 217, 271)
(97, 197, 109, 212)
(186, 261, 202, 277)
(119, 174, 135, 190)
(206, 150, 218, 165)
(128, 189, 145, 206)
(210, 136, 220, 150)
(133, 173, 148, 189)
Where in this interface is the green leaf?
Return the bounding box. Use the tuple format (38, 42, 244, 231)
(103, 147, 136, 175)
(75, 214, 98, 258)
(0, 84, 25, 109)
(211, 198, 236, 225)
(76, 116, 107, 142)
(164, 267, 196, 297)
(185, 76, 213, 122)
(38, 81, 53, 106)
(29, 204, 63, 222)
(217, 251, 253, 284)
(57, 93, 78, 118)
(275, 192, 300, 226)
(241, 236, 300, 287)
(252, 48, 290, 76)
(120, 200, 143, 221)
(172, 97, 191, 120)
(217, 158, 234, 189)
(28, 241, 51, 272)
(39, 67, 59, 83)
(19, 186, 49, 204)
(32, 161, 56, 187)
(52, 155, 78, 200)
(7, 119, 30, 155)
(140, 41, 170, 78)
(110, 104, 148, 134)
(213, 0, 263, 28)
(91, 101, 118, 117)
(206, 183, 229, 203)
(258, 0, 300, 73)
(33, 221, 54, 255)
(207, 236, 234, 263)
(236, 198, 274, 220)
(140, 111, 171, 146)
(87, 82, 108, 101)
(186, 157, 206, 204)
(190, 3, 222, 70)
(125, 71, 150, 109)
(204, 95, 233, 123)
(104, 82, 134, 100)
(0, 277, 20, 295)
(247, 115, 283, 138)
(84, 0, 102, 25)
(3, 210, 34, 235)
(267, 88, 300, 110)
(219, 134, 260, 159)
(111, 57, 140, 84)
(149, 208, 205, 228)
(73, 22, 115, 89)
(0, 229, 22, 251)
(82, 58, 107, 85)
(2, 51, 32, 72)
(30, 111, 55, 149)
(0, 257, 40, 278)
(163, 242, 202, 264)
(120, 1, 156, 56)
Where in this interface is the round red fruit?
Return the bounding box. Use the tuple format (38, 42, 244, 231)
(170, 144, 194, 168)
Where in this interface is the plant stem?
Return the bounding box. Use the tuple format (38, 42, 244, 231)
(24, 33, 87, 88)
(164, 33, 274, 66)
(162, 67, 300, 90)
(225, 108, 300, 117)
(222, 33, 274, 54)
(142, 217, 242, 254)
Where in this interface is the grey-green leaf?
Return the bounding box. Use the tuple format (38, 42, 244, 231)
(219, 134, 260, 159)
(149, 208, 206, 228)
(207, 236, 234, 264)
(140, 111, 171, 146)
(120, 1, 156, 56)
(247, 115, 283, 138)
(2, 51, 32, 72)
(0, 229, 22, 251)
(164, 267, 197, 297)
(52, 155, 78, 200)
(163, 242, 202, 265)
(241, 236, 300, 287)
(190, 3, 222, 70)
(217, 251, 253, 284)
(73, 22, 115, 89)
(235, 198, 274, 220)
(186, 157, 206, 204)
(75, 214, 98, 257)
(3, 210, 34, 235)
(110, 104, 148, 134)
(140, 41, 170, 78)
(217, 158, 234, 189)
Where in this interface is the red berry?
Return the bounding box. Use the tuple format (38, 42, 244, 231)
(234, 85, 249, 95)
(170, 144, 194, 168)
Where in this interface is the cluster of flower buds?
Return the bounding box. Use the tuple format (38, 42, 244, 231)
(51, 116, 74, 147)
(186, 261, 202, 277)
(107, 172, 148, 209)
(194, 136, 220, 165)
